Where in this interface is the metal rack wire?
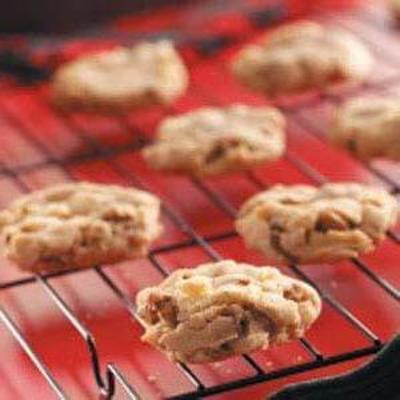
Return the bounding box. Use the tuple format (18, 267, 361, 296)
(0, 3, 399, 399)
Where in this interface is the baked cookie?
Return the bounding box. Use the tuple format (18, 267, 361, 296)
(330, 97, 400, 161)
(142, 104, 286, 176)
(236, 183, 398, 264)
(52, 41, 188, 112)
(0, 182, 162, 272)
(231, 22, 373, 96)
(136, 260, 321, 363)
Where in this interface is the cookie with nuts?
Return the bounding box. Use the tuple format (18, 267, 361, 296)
(136, 260, 321, 363)
(52, 41, 188, 112)
(0, 182, 162, 272)
(231, 22, 373, 96)
(236, 183, 398, 264)
(330, 97, 400, 161)
(142, 104, 286, 176)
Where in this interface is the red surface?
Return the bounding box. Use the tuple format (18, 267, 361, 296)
(0, 1, 399, 399)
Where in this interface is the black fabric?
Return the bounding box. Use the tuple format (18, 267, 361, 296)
(270, 335, 400, 400)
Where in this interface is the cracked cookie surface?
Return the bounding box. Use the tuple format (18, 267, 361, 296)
(231, 22, 373, 96)
(136, 260, 321, 363)
(330, 97, 400, 161)
(0, 182, 162, 272)
(236, 183, 398, 264)
(52, 41, 188, 112)
(142, 104, 285, 176)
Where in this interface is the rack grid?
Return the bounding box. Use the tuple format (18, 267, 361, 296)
(0, 1, 398, 399)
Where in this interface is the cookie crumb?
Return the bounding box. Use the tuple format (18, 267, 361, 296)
(265, 361, 274, 369)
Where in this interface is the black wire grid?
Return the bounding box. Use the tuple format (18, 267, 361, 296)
(0, 4, 399, 400)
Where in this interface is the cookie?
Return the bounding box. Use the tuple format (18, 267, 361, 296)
(0, 182, 162, 272)
(52, 41, 188, 112)
(142, 104, 286, 176)
(330, 97, 400, 161)
(231, 21, 373, 96)
(136, 260, 321, 363)
(236, 183, 398, 264)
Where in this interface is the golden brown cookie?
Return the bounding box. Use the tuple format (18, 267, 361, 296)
(52, 41, 188, 112)
(136, 260, 321, 363)
(142, 104, 285, 176)
(0, 182, 162, 272)
(231, 22, 373, 96)
(330, 97, 400, 161)
(236, 183, 398, 264)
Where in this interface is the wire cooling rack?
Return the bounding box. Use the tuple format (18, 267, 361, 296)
(0, 1, 399, 399)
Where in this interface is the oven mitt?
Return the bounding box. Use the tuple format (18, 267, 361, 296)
(270, 335, 400, 400)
